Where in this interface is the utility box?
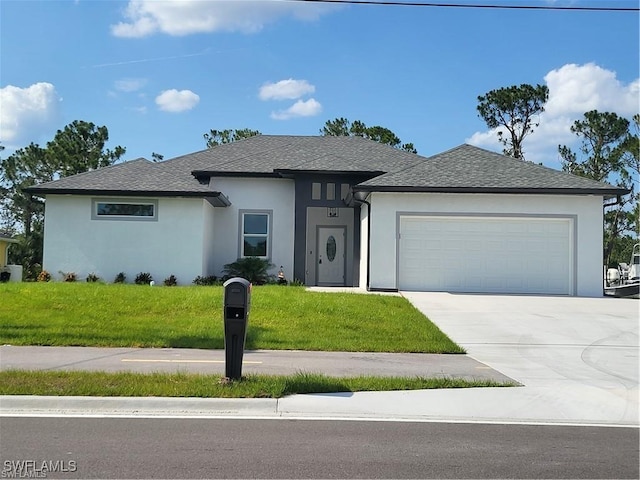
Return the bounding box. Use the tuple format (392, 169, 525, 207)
(223, 277, 251, 379)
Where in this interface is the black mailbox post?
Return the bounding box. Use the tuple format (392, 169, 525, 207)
(223, 277, 251, 379)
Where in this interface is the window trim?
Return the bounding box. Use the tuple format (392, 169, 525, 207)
(238, 209, 273, 259)
(91, 198, 158, 221)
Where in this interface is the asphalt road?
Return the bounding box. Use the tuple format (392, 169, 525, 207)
(1, 418, 637, 479)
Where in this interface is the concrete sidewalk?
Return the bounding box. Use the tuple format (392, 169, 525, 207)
(0, 345, 512, 381)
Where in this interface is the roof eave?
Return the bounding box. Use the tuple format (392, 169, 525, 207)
(23, 187, 221, 198)
(273, 169, 385, 176)
(191, 170, 281, 179)
(353, 185, 629, 198)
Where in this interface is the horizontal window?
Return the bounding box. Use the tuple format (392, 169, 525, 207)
(92, 199, 158, 221)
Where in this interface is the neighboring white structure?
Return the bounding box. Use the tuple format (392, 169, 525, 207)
(27, 137, 626, 296)
(0, 233, 22, 282)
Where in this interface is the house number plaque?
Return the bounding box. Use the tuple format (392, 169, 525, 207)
(327, 207, 338, 217)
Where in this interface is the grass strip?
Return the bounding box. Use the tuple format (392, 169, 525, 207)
(0, 283, 463, 353)
(0, 370, 513, 398)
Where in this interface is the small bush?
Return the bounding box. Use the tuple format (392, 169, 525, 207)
(114, 272, 126, 284)
(135, 272, 153, 285)
(86, 273, 100, 283)
(163, 275, 177, 287)
(60, 272, 77, 282)
(192, 275, 219, 286)
(223, 257, 274, 285)
(289, 278, 305, 287)
(37, 270, 51, 282)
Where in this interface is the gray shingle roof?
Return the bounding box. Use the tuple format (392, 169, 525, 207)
(26, 158, 212, 195)
(181, 135, 419, 174)
(25, 136, 626, 198)
(356, 144, 625, 195)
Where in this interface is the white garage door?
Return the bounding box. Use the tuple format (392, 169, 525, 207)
(398, 215, 574, 295)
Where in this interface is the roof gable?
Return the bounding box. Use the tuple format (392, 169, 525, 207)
(356, 144, 625, 196)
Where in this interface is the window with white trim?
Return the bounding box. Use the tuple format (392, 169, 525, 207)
(241, 211, 271, 257)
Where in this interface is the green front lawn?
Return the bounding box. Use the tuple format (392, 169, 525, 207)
(0, 283, 463, 353)
(0, 370, 508, 398)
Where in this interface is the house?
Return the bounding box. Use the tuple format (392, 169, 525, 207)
(0, 233, 21, 282)
(25, 135, 626, 296)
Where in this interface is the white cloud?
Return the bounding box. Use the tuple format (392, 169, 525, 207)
(0, 82, 59, 145)
(544, 63, 639, 117)
(155, 89, 200, 112)
(467, 63, 640, 165)
(259, 79, 315, 101)
(111, 0, 337, 38)
(114, 78, 147, 92)
(271, 98, 322, 120)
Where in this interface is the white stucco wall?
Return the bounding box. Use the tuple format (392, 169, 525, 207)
(208, 177, 295, 279)
(367, 192, 604, 297)
(43, 195, 207, 284)
(359, 201, 370, 289)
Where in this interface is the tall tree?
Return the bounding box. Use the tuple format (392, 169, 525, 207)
(477, 84, 549, 160)
(558, 110, 637, 267)
(47, 120, 125, 176)
(0, 121, 125, 278)
(320, 118, 417, 153)
(1, 143, 54, 277)
(204, 129, 261, 148)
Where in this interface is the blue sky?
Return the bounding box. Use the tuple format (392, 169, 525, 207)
(1, 0, 638, 168)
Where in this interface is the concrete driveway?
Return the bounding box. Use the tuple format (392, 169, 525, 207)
(401, 292, 639, 425)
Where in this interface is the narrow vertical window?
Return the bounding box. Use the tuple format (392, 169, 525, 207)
(312, 183, 321, 200)
(326, 183, 336, 200)
(341, 183, 350, 200)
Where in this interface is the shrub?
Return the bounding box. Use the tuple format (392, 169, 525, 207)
(135, 272, 153, 285)
(37, 270, 51, 282)
(86, 273, 100, 283)
(192, 275, 219, 286)
(222, 257, 274, 285)
(289, 278, 305, 287)
(163, 274, 177, 287)
(114, 272, 126, 284)
(60, 272, 77, 282)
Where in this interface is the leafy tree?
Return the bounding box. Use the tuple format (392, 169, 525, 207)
(0, 121, 125, 278)
(1, 143, 53, 277)
(477, 84, 549, 160)
(47, 120, 125, 176)
(320, 117, 417, 153)
(204, 129, 261, 148)
(558, 110, 638, 267)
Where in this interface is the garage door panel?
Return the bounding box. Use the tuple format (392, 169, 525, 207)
(399, 216, 573, 295)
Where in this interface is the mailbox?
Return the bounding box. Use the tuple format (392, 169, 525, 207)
(223, 277, 251, 379)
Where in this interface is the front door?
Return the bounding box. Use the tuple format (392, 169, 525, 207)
(317, 226, 346, 285)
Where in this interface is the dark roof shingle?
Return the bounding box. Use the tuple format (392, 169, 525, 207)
(356, 144, 624, 195)
(25, 136, 626, 198)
